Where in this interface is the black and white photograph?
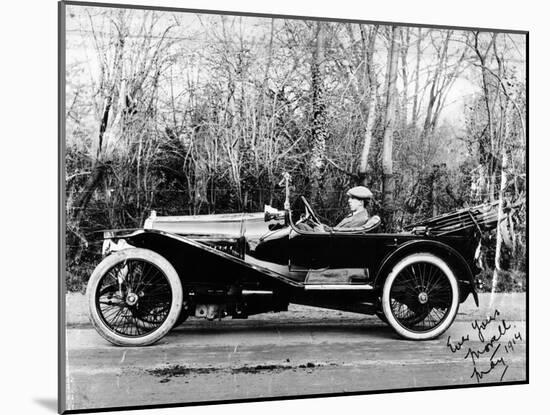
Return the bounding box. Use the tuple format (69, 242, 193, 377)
(59, 0, 527, 412)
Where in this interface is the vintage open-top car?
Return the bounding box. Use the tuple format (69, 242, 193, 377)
(86, 174, 500, 346)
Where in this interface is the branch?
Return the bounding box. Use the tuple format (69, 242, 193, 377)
(66, 171, 91, 182)
(324, 156, 361, 181)
(469, 61, 526, 140)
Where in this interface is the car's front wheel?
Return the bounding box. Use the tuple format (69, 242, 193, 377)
(87, 248, 183, 346)
(381, 253, 459, 340)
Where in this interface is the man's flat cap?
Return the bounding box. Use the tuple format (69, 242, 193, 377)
(346, 186, 373, 200)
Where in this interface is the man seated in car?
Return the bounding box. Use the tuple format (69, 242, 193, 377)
(332, 186, 373, 229)
(298, 186, 373, 232)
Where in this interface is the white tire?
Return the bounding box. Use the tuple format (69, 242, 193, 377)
(382, 252, 459, 340)
(86, 248, 183, 346)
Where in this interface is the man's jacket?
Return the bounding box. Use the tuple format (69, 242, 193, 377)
(334, 209, 369, 229)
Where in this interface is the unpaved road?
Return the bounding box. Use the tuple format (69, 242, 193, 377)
(64, 294, 526, 412)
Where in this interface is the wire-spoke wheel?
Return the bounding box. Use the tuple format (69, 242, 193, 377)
(382, 253, 459, 340)
(87, 248, 183, 346)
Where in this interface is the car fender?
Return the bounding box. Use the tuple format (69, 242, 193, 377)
(373, 239, 479, 306)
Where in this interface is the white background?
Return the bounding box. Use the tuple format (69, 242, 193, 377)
(0, 0, 545, 414)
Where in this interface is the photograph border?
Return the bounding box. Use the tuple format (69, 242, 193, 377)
(58, 1, 529, 413)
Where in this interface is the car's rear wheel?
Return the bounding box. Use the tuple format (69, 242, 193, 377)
(87, 248, 183, 346)
(382, 253, 459, 340)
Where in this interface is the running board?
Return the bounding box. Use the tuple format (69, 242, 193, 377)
(304, 284, 374, 290)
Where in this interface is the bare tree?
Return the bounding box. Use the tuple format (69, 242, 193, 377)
(381, 26, 399, 221)
(411, 27, 423, 126)
(310, 22, 328, 203)
(358, 25, 379, 184)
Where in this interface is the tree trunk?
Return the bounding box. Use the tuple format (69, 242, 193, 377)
(421, 31, 451, 145)
(400, 27, 410, 128)
(411, 28, 422, 126)
(381, 26, 399, 223)
(310, 22, 327, 204)
(473, 32, 498, 201)
(95, 96, 112, 162)
(491, 151, 508, 294)
(358, 25, 378, 184)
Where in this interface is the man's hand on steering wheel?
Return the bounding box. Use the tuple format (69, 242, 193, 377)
(298, 196, 331, 232)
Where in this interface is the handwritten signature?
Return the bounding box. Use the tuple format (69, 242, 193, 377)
(446, 309, 523, 383)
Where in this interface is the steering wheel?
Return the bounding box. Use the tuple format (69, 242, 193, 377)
(300, 196, 322, 226)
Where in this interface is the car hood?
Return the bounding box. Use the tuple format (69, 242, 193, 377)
(143, 211, 272, 239)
